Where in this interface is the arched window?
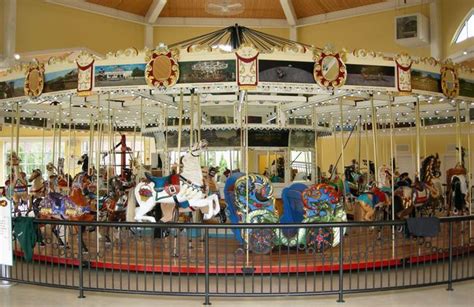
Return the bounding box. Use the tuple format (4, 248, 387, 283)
(454, 9, 474, 43)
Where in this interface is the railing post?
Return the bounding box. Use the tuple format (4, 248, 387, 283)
(203, 227, 211, 305)
(0, 265, 12, 286)
(447, 221, 454, 291)
(78, 227, 85, 298)
(337, 226, 345, 303)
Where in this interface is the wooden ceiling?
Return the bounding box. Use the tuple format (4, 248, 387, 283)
(85, 0, 387, 19)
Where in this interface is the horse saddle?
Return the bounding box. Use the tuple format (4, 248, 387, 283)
(414, 188, 428, 205)
(146, 173, 181, 195)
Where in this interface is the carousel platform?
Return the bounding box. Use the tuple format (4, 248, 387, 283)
(12, 220, 474, 275)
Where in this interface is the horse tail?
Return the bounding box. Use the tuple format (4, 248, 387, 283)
(126, 187, 137, 222)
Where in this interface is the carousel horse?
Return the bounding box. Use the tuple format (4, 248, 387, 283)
(354, 183, 390, 222)
(56, 158, 71, 194)
(130, 140, 221, 223)
(446, 164, 469, 215)
(38, 154, 96, 251)
(5, 152, 29, 216)
(203, 166, 226, 223)
(28, 169, 47, 217)
(420, 154, 444, 215)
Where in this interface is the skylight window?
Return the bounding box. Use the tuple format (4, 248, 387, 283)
(455, 10, 474, 43)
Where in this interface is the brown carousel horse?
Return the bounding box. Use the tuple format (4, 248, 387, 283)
(5, 152, 29, 216)
(393, 154, 442, 220)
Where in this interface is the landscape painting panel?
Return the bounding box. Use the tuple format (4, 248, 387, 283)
(95, 64, 146, 87)
(346, 64, 395, 87)
(178, 60, 236, 83)
(259, 60, 314, 83)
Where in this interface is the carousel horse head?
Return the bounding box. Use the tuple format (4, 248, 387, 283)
(28, 169, 43, 182)
(6, 151, 21, 167)
(78, 153, 89, 173)
(46, 162, 58, 177)
(420, 154, 440, 183)
(234, 174, 274, 212)
(188, 139, 208, 157)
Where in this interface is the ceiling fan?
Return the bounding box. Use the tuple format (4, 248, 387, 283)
(205, 0, 245, 16)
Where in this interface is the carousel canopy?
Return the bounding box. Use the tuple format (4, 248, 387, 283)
(169, 24, 311, 52)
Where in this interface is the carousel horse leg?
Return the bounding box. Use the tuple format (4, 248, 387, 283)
(80, 226, 88, 253)
(52, 226, 65, 247)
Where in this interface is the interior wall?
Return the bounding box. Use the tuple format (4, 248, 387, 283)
(0, 0, 4, 55)
(441, 0, 474, 58)
(297, 4, 432, 57)
(15, 0, 145, 54)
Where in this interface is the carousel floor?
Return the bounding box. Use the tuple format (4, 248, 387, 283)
(12, 221, 474, 274)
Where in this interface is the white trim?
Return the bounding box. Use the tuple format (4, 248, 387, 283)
(296, 0, 433, 28)
(17, 46, 104, 60)
(448, 45, 474, 63)
(44, 0, 146, 25)
(145, 0, 167, 24)
(154, 17, 289, 28)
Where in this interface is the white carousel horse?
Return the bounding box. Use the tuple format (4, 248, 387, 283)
(130, 140, 220, 223)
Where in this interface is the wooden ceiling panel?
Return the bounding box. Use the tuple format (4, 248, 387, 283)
(159, 0, 286, 19)
(86, 0, 153, 16)
(293, 0, 386, 19)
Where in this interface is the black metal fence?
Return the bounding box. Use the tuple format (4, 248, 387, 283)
(1, 216, 473, 304)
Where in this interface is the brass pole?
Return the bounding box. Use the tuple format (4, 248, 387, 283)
(415, 97, 421, 177)
(456, 101, 462, 165)
(57, 104, 62, 166)
(371, 96, 378, 183)
(339, 98, 345, 193)
(190, 92, 194, 148)
(389, 98, 395, 259)
(177, 90, 183, 173)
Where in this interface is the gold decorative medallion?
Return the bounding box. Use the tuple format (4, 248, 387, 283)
(441, 60, 459, 99)
(145, 46, 179, 88)
(313, 50, 347, 89)
(24, 61, 45, 97)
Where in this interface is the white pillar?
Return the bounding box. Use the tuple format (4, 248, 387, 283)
(3, 0, 16, 63)
(429, 0, 442, 60)
(144, 24, 154, 49)
(289, 26, 297, 41)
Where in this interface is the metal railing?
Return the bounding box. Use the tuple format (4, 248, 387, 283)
(1, 215, 473, 304)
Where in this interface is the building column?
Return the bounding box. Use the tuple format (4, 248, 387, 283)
(144, 24, 154, 49)
(429, 0, 443, 60)
(2, 0, 16, 64)
(289, 26, 297, 41)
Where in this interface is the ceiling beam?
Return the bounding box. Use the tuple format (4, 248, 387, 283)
(145, 0, 167, 24)
(279, 0, 296, 26)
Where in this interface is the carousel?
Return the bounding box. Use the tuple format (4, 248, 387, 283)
(1, 25, 473, 273)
